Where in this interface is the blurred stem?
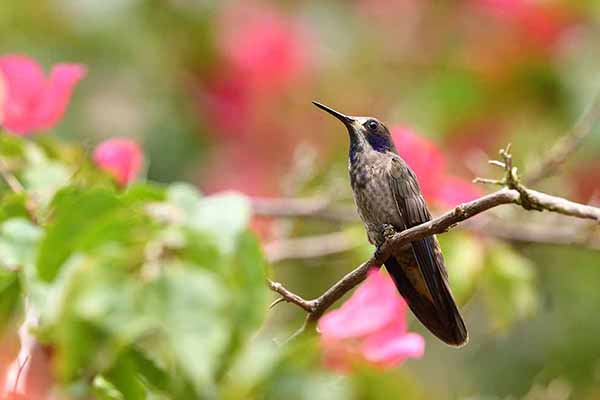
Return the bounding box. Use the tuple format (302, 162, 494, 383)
(466, 217, 600, 250)
(0, 157, 38, 224)
(0, 158, 25, 194)
(0, 159, 42, 396)
(252, 196, 357, 222)
(2, 300, 42, 396)
(525, 91, 600, 185)
(264, 231, 358, 263)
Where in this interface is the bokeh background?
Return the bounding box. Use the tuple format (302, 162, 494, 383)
(2, 0, 600, 399)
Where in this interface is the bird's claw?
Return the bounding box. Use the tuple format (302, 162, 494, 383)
(382, 224, 396, 241)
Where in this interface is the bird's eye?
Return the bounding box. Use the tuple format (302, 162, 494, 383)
(366, 120, 378, 131)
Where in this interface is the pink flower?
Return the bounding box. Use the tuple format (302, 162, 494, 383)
(474, 0, 572, 47)
(93, 138, 143, 187)
(218, 4, 310, 91)
(318, 269, 425, 371)
(438, 175, 482, 206)
(391, 126, 446, 201)
(0, 72, 5, 125)
(202, 75, 253, 138)
(391, 126, 481, 207)
(200, 3, 312, 139)
(0, 54, 86, 135)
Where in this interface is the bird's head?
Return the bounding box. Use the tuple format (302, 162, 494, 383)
(313, 101, 396, 153)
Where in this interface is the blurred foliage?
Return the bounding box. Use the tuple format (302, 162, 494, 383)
(0, 133, 432, 399)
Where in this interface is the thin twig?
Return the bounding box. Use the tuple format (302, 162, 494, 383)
(252, 196, 357, 222)
(12, 355, 29, 393)
(0, 158, 24, 194)
(264, 231, 358, 263)
(526, 92, 600, 185)
(0, 158, 38, 223)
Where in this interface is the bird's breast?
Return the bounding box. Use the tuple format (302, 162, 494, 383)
(349, 155, 403, 244)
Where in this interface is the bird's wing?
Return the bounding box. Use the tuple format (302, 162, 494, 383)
(386, 155, 468, 345)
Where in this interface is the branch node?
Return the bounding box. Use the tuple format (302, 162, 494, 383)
(454, 204, 467, 218)
(488, 160, 506, 169)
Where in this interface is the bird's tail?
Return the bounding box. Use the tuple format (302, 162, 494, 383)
(385, 244, 468, 346)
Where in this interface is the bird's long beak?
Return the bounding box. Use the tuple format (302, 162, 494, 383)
(312, 101, 354, 125)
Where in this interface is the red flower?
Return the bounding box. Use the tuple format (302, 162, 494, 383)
(0, 54, 86, 135)
(391, 126, 481, 207)
(318, 269, 425, 371)
(93, 138, 143, 187)
(202, 75, 253, 138)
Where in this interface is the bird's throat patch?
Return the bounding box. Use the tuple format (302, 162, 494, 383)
(367, 134, 393, 153)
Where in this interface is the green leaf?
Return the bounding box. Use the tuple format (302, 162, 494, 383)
(351, 367, 425, 400)
(39, 254, 150, 380)
(0, 218, 42, 270)
(103, 353, 148, 400)
(438, 232, 485, 303)
(72, 258, 153, 342)
(23, 160, 71, 206)
(0, 268, 21, 330)
(166, 185, 251, 253)
(37, 188, 121, 281)
(0, 134, 25, 157)
(37, 187, 153, 281)
(0, 192, 29, 223)
(93, 375, 125, 400)
(220, 338, 280, 399)
(190, 192, 250, 246)
(129, 348, 197, 399)
(121, 183, 166, 205)
(482, 243, 538, 330)
(226, 232, 269, 348)
(144, 264, 231, 395)
(255, 337, 352, 400)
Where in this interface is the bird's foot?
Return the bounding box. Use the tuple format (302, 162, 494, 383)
(381, 224, 396, 241)
(374, 245, 385, 260)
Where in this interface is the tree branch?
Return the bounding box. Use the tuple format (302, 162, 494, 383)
(268, 183, 600, 330)
(466, 217, 600, 250)
(263, 91, 600, 337)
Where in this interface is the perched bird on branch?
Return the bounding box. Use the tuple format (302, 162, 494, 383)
(313, 102, 468, 346)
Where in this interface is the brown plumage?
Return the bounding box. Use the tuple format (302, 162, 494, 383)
(314, 101, 468, 346)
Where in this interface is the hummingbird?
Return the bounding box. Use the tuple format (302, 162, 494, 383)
(313, 101, 468, 346)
